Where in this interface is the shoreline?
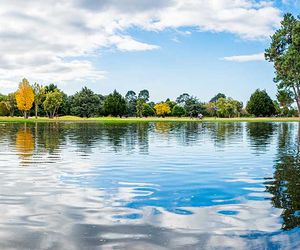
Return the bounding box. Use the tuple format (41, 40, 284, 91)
(0, 116, 299, 123)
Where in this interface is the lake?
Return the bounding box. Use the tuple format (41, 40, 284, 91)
(0, 122, 299, 249)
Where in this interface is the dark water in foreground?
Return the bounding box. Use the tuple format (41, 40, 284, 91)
(0, 122, 300, 250)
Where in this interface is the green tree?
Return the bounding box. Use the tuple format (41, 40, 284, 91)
(184, 96, 202, 116)
(265, 13, 300, 116)
(142, 103, 154, 117)
(205, 102, 217, 117)
(172, 105, 186, 117)
(44, 83, 58, 93)
(43, 90, 64, 118)
(44, 84, 69, 116)
(70, 87, 102, 117)
(209, 93, 226, 103)
(276, 90, 294, 116)
(216, 98, 228, 117)
(138, 89, 149, 102)
(215, 97, 243, 118)
(176, 93, 190, 105)
(136, 99, 144, 118)
(7, 93, 17, 117)
(125, 90, 137, 116)
(166, 98, 176, 111)
(0, 101, 9, 116)
(246, 89, 276, 117)
(32, 82, 45, 119)
(103, 90, 126, 117)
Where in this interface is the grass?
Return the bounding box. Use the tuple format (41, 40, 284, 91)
(0, 116, 299, 123)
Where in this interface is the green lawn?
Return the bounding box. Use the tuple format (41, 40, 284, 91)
(0, 116, 299, 123)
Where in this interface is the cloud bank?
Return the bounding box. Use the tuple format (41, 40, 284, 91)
(0, 0, 281, 91)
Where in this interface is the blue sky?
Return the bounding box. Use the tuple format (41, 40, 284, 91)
(0, 0, 299, 103)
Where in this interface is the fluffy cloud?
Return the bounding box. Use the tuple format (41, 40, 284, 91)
(222, 53, 265, 62)
(0, 0, 281, 92)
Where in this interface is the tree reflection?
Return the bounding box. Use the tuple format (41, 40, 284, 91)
(266, 123, 300, 230)
(37, 123, 65, 154)
(206, 123, 243, 148)
(15, 124, 34, 163)
(247, 123, 275, 154)
(68, 123, 103, 154)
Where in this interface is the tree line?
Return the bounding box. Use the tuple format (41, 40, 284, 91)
(0, 13, 299, 119)
(0, 78, 297, 119)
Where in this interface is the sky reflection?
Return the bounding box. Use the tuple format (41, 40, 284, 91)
(0, 122, 299, 249)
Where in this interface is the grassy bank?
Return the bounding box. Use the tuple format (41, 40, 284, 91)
(0, 116, 299, 123)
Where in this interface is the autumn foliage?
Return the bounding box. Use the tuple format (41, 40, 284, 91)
(154, 102, 171, 117)
(15, 78, 34, 118)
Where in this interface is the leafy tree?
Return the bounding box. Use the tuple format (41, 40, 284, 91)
(142, 103, 155, 117)
(265, 13, 300, 116)
(32, 82, 45, 119)
(148, 101, 155, 108)
(210, 93, 226, 103)
(246, 89, 276, 117)
(136, 99, 144, 117)
(205, 102, 217, 117)
(172, 105, 186, 117)
(125, 90, 137, 116)
(103, 90, 126, 117)
(154, 102, 171, 117)
(138, 89, 149, 102)
(176, 93, 190, 104)
(273, 100, 281, 116)
(7, 93, 17, 117)
(43, 90, 64, 118)
(276, 90, 294, 116)
(215, 97, 243, 118)
(15, 78, 34, 118)
(44, 83, 70, 116)
(0, 94, 6, 102)
(44, 83, 58, 93)
(184, 96, 203, 116)
(70, 87, 102, 117)
(0, 101, 9, 116)
(166, 98, 176, 111)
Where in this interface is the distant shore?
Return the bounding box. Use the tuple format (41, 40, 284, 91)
(0, 116, 299, 123)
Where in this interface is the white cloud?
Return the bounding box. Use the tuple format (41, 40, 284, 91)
(0, 0, 281, 92)
(222, 53, 265, 62)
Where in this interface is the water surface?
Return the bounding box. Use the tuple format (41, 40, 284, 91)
(0, 122, 299, 249)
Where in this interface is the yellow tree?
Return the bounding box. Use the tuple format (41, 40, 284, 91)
(154, 102, 171, 117)
(15, 78, 34, 118)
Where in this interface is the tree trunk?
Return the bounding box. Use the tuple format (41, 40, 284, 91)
(291, 85, 300, 117)
(35, 102, 38, 119)
(296, 95, 300, 117)
(24, 110, 27, 119)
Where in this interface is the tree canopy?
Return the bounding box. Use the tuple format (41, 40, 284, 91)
(43, 90, 64, 118)
(70, 87, 102, 117)
(103, 90, 126, 117)
(246, 89, 276, 117)
(265, 13, 300, 116)
(15, 78, 34, 118)
(154, 102, 171, 117)
(210, 93, 226, 103)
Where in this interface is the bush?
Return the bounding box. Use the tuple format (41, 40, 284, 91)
(172, 105, 186, 117)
